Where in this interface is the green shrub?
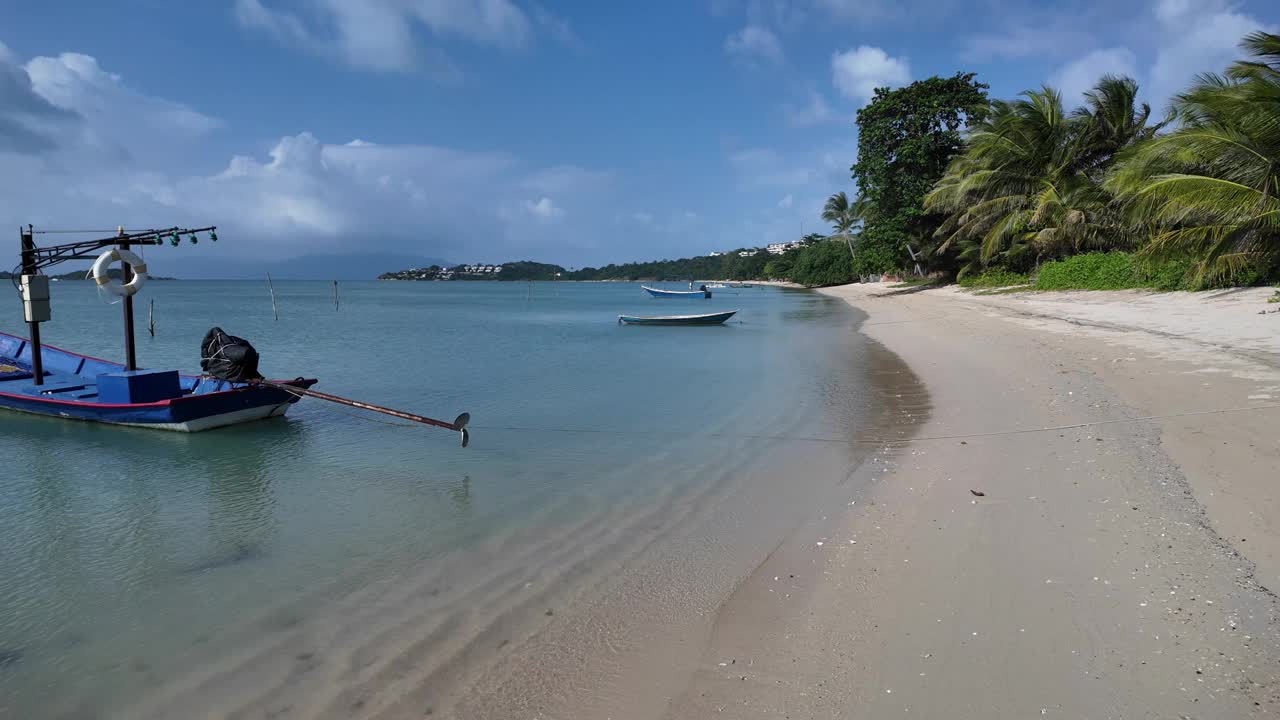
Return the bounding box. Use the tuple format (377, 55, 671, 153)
(958, 268, 1029, 288)
(1036, 252, 1137, 290)
(790, 240, 855, 287)
(1136, 256, 1195, 291)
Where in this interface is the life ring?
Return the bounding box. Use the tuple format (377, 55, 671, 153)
(92, 248, 148, 297)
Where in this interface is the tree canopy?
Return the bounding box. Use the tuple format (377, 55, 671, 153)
(851, 73, 990, 274)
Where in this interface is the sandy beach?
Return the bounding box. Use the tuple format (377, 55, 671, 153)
(669, 284, 1280, 718)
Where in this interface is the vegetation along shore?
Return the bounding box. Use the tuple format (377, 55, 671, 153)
(383, 31, 1280, 292)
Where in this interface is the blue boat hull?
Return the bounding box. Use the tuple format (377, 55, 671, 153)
(642, 285, 711, 298)
(619, 310, 737, 326)
(0, 331, 315, 432)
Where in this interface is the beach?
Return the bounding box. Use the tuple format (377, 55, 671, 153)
(670, 283, 1280, 718)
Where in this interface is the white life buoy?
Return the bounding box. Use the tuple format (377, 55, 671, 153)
(92, 248, 148, 297)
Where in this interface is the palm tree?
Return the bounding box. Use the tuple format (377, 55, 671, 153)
(822, 191, 870, 259)
(927, 77, 1160, 277)
(1107, 31, 1280, 280)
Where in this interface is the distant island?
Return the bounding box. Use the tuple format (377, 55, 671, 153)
(379, 236, 827, 283)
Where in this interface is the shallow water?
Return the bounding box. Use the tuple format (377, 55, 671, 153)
(0, 279, 897, 718)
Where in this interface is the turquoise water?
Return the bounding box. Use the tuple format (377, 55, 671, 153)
(0, 280, 897, 718)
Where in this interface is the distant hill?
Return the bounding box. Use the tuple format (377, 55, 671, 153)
(184, 252, 455, 280)
(380, 260, 565, 281)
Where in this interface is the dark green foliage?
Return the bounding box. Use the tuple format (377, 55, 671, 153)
(788, 240, 855, 287)
(1030, 252, 1249, 291)
(1035, 252, 1137, 290)
(853, 73, 990, 271)
(497, 261, 565, 281)
(851, 225, 907, 277)
(562, 249, 775, 282)
(763, 253, 795, 279)
(957, 268, 1029, 288)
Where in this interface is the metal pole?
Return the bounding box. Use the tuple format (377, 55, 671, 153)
(267, 272, 279, 320)
(120, 234, 137, 371)
(19, 225, 43, 385)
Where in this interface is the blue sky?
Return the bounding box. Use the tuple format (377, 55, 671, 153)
(1, 0, 1276, 277)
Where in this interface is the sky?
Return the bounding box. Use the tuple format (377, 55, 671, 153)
(1, 0, 1277, 278)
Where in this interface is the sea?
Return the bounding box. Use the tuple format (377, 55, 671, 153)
(0, 279, 919, 718)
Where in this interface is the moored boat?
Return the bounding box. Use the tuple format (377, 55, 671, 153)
(0, 330, 314, 431)
(618, 309, 737, 326)
(642, 285, 712, 298)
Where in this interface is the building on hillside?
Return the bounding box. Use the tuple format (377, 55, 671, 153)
(766, 241, 806, 255)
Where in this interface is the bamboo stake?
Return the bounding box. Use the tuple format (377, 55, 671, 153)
(333, 280, 339, 311)
(266, 272, 279, 321)
(148, 299, 155, 337)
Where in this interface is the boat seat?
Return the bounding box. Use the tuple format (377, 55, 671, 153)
(38, 381, 90, 395)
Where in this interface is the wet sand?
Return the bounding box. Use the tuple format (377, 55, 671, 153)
(669, 284, 1280, 718)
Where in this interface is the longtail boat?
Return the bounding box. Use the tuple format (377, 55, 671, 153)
(5, 225, 468, 444)
(642, 285, 711, 299)
(618, 309, 737, 326)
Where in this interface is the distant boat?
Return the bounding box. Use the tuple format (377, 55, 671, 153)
(728, 282, 753, 288)
(642, 285, 711, 298)
(618, 310, 737, 326)
(705, 282, 728, 289)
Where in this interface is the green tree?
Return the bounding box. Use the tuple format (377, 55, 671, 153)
(853, 73, 990, 273)
(789, 240, 855, 287)
(1107, 31, 1280, 281)
(927, 76, 1162, 277)
(821, 191, 870, 259)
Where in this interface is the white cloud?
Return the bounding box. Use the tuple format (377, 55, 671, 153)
(777, 193, 793, 209)
(23, 52, 220, 165)
(524, 196, 564, 220)
(1148, 0, 1274, 105)
(632, 211, 653, 223)
(0, 46, 619, 272)
(233, 0, 539, 73)
(0, 44, 79, 153)
(1051, 47, 1138, 104)
(782, 92, 836, 127)
(831, 46, 910, 103)
(724, 25, 784, 66)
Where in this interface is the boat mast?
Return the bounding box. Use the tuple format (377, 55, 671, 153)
(120, 229, 138, 371)
(15, 225, 216, 375)
(19, 225, 44, 386)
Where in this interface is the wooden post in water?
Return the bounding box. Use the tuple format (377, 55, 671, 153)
(148, 299, 155, 337)
(266, 272, 279, 321)
(332, 280, 339, 311)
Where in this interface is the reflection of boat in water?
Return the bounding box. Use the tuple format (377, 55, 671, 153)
(642, 285, 711, 299)
(618, 309, 737, 326)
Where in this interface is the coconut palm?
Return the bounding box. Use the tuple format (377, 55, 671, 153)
(927, 77, 1160, 277)
(1107, 31, 1280, 280)
(822, 191, 870, 259)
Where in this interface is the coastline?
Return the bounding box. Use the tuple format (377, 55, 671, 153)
(668, 283, 1280, 718)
